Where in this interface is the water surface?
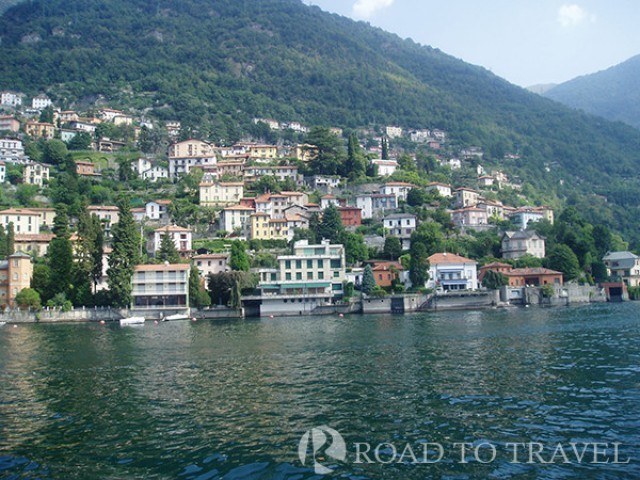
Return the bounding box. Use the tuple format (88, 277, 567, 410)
(1, 303, 639, 479)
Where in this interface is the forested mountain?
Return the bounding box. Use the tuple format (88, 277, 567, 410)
(544, 55, 640, 130)
(2, 0, 640, 244)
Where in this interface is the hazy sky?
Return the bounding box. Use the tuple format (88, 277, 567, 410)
(304, 0, 640, 87)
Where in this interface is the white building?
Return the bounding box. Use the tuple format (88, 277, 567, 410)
(152, 225, 192, 257)
(32, 94, 52, 110)
(426, 182, 452, 198)
(383, 213, 417, 250)
(603, 251, 640, 287)
(131, 263, 190, 308)
(380, 182, 414, 202)
(356, 194, 397, 220)
(371, 159, 398, 176)
(199, 182, 244, 207)
(0, 92, 23, 107)
(168, 139, 217, 178)
(0, 138, 25, 163)
(145, 200, 172, 223)
(501, 231, 546, 260)
(385, 126, 403, 139)
(219, 205, 254, 237)
(320, 195, 340, 210)
(252, 239, 346, 316)
(427, 252, 478, 291)
(509, 208, 545, 229)
(193, 253, 230, 281)
(0, 208, 42, 234)
(23, 163, 50, 186)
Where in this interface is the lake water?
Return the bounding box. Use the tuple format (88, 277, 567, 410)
(1, 303, 639, 479)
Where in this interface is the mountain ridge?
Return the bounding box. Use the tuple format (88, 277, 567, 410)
(1, 0, 640, 244)
(544, 55, 640, 130)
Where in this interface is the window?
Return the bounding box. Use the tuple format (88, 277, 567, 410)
(285, 272, 291, 281)
(285, 260, 291, 269)
(317, 259, 324, 268)
(296, 260, 302, 269)
(330, 259, 341, 269)
(318, 272, 324, 280)
(333, 271, 339, 278)
(307, 259, 313, 269)
(296, 272, 302, 280)
(307, 272, 313, 280)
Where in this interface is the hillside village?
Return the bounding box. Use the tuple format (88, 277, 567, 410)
(0, 91, 637, 316)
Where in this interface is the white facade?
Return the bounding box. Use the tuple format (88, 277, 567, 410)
(371, 159, 398, 176)
(0, 138, 25, 163)
(501, 231, 546, 259)
(1, 208, 42, 234)
(0, 161, 5, 183)
(199, 182, 244, 207)
(355, 194, 397, 220)
(427, 253, 478, 291)
(254, 240, 346, 316)
(219, 206, 254, 237)
(380, 182, 413, 202)
(145, 200, 172, 223)
(426, 182, 452, 197)
(383, 214, 417, 250)
(153, 225, 192, 256)
(32, 94, 52, 110)
(509, 209, 545, 229)
(23, 163, 50, 186)
(320, 196, 340, 210)
(385, 126, 403, 139)
(193, 253, 229, 281)
(132, 263, 189, 308)
(0, 92, 23, 107)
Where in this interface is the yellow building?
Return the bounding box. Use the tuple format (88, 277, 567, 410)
(247, 144, 278, 160)
(25, 121, 55, 140)
(23, 163, 50, 186)
(0, 252, 33, 308)
(199, 182, 244, 207)
(250, 213, 288, 241)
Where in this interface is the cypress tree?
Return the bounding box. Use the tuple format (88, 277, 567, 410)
(381, 136, 389, 160)
(188, 265, 200, 308)
(229, 241, 250, 272)
(317, 204, 344, 244)
(157, 232, 180, 263)
(6, 223, 15, 256)
(91, 216, 105, 294)
(0, 225, 6, 259)
(47, 206, 74, 301)
(361, 265, 376, 295)
(345, 133, 366, 180)
(108, 197, 141, 307)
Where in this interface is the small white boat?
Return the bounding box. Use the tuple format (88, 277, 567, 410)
(162, 313, 190, 322)
(0, 322, 6, 327)
(119, 316, 145, 325)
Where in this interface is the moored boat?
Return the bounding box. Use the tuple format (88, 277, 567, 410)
(162, 313, 190, 322)
(119, 316, 145, 325)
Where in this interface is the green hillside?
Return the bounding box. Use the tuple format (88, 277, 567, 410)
(2, 0, 640, 244)
(544, 55, 640, 130)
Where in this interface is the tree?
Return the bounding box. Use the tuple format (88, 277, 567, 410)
(345, 133, 366, 180)
(306, 127, 346, 176)
(6, 223, 14, 256)
(14, 288, 41, 309)
(229, 241, 250, 272)
(546, 244, 580, 282)
(410, 222, 444, 256)
(361, 265, 376, 295)
(409, 243, 430, 288)
(0, 225, 6, 259)
(252, 175, 280, 194)
(42, 139, 68, 165)
(383, 236, 403, 260)
(406, 188, 427, 207)
(157, 232, 180, 263)
(91, 218, 105, 294)
(342, 232, 368, 266)
(67, 132, 93, 150)
(381, 136, 389, 160)
(482, 270, 508, 290)
(317, 204, 344, 243)
(189, 265, 201, 308)
(108, 197, 141, 307)
(46, 206, 74, 301)
(39, 105, 54, 124)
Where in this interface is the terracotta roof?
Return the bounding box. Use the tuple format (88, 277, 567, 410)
(384, 182, 414, 187)
(372, 261, 403, 272)
(88, 205, 119, 211)
(14, 234, 55, 241)
(193, 253, 228, 260)
(0, 208, 41, 215)
(428, 252, 477, 265)
(507, 268, 562, 276)
(155, 225, 191, 232)
(480, 262, 511, 269)
(223, 205, 254, 211)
